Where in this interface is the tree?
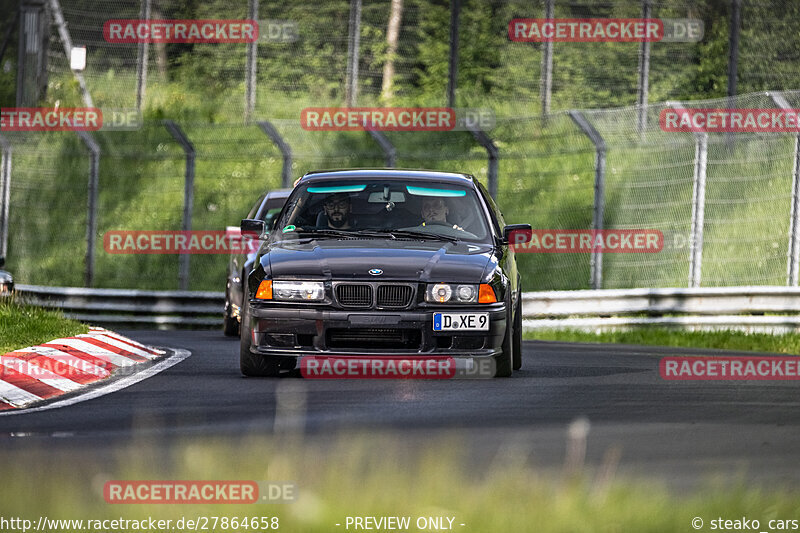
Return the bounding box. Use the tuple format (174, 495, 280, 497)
(381, 0, 403, 103)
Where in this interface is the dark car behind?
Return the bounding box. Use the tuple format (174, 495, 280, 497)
(224, 188, 291, 336)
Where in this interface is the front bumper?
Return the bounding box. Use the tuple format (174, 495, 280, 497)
(247, 303, 507, 360)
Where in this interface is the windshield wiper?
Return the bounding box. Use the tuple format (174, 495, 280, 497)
(296, 229, 363, 238)
(298, 228, 398, 240)
(292, 228, 459, 244)
(376, 229, 460, 243)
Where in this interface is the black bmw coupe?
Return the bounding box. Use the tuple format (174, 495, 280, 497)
(239, 169, 530, 377)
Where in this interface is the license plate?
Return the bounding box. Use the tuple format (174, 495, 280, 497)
(433, 313, 489, 331)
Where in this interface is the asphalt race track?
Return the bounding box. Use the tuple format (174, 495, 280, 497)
(2, 330, 800, 490)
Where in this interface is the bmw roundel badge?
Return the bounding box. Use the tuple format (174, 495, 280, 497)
(369, 268, 383, 276)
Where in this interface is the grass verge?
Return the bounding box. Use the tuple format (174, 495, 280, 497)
(0, 298, 87, 354)
(525, 327, 800, 354)
(2, 433, 798, 532)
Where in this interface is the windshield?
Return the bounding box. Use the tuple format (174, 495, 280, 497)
(274, 179, 492, 243)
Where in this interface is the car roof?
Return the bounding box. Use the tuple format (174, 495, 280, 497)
(297, 169, 476, 186)
(265, 188, 292, 199)
(254, 189, 291, 219)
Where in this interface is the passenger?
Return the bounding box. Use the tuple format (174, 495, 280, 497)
(420, 197, 463, 230)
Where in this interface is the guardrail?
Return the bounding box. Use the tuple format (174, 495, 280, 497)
(521, 286, 800, 333)
(14, 284, 800, 332)
(16, 284, 224, 327)
(522, 286, 800, 316)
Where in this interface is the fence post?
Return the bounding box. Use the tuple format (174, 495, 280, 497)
(727, 0, 741, 102)
(163, 121, 195, 291)
(540, 0, 554, 119)
(689, 133, 708, 288)
(768, 91, 800, 286)
(447, 0, 461, 109)
(568, 110, 606, 289)
(135, 0, 151, 112)
(344, 0, 362, 107)
(467, 126, 498, 200)
(244, 0, 259, 122)
(668, 102, 708, 288)
(636, 0, 651, 135)
(367, 130, 396, 167)
(16, 0, 49, 106)
(0, 10, 20, 66)
(0, 135, 11, 264)
(257, 121, 293, 188)
(76, 131, 100, 288)
(48, 0, 93, 107)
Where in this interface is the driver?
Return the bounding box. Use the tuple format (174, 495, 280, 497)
(321, 193, 354, 229)
(420, 197, 463, 230)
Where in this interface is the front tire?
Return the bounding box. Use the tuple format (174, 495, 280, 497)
(494, 307, 514, 377)
(239, 299, 280, 377)
(223, 283, 240, 337)
(223, 306, 240, 337)
(512, 297, 523, 370)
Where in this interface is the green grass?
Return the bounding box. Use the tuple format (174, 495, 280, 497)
(2, 432, 800, 532)
(526, 327, 800, 354)
(6, 71, 798, 292)
(0, 298, 87, 354)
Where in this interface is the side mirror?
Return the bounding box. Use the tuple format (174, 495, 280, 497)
(502, 224, 531, 244)
(241, 219, 266, 238)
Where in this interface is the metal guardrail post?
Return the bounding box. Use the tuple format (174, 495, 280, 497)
(367, 130, 396, 167)
(688, 133, 708, 288)
(568, 111, 606, 289)
(446, 0, 460, 109)
(244, 0, 259, 122)
(767, 91, 800, 286)
(256, 121, 293, 188)
(540, 0, 553, 119)
(76, 131, 100, 288)
(467, 126, 498, 200)
(636, 0, 651, 136)
(163, 120, 195, 291)
(135, 0, 151, 112)
(667, 102, 707, 288)
(344, 0, 362, 107)
(0, 135, 11, 264)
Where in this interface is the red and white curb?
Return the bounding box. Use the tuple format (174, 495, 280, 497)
(0, 327, 187, 413)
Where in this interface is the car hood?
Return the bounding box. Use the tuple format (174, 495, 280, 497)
(266, 238, 495, 283)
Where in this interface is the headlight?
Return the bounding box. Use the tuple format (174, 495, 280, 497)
(426, 283, 478, 303)
(272, 281, 325, 301)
